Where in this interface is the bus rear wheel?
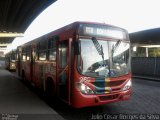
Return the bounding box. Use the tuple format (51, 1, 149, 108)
(22, 70, 26, 81)
(45, 79, 55, 102)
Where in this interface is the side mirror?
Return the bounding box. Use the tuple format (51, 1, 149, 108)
(74, 41, 81, 55)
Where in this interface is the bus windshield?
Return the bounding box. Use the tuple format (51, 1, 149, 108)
(78, 39, 130, 78)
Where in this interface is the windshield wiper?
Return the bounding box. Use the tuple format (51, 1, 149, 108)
(91, 37, 105, 64)
(100, 45, 105, 64)
(112, 40, 121, 54)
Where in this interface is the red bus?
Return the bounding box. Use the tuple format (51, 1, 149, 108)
(16, 22, 132, 108)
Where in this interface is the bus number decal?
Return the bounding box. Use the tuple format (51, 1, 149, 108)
(80, 77, 90, 83)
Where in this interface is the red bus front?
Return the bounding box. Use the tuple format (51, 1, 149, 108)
(71, 23, 132, 108)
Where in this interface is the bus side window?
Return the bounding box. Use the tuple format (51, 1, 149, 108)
(26, 45, 31, 60)
(59, 41, 68, 68)
(38, 40, 47, 61)
(48, 38, 57, 61)
(22, 47, 26, 60)
(39, 51, 46, 61)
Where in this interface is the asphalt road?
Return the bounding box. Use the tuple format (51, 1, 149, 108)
(0, 60, 160, 120)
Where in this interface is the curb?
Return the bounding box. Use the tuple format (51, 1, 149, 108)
(133, 75, 160, 82)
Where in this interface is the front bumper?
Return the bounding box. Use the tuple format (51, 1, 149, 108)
(72, 88, 132, 108)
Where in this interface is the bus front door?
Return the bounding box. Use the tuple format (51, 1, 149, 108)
(57, 40, 71, 104)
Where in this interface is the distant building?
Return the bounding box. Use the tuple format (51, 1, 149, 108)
(130, 28, 160, 57)
(129, 28, 160, 79)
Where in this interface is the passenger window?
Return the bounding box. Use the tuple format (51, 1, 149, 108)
(59, 41, 68, 68)
(26, 46, 30, 60)
(22, 54, 26, 60)
(38, 40, 47, 61)
(48, 38, 57, 61)
(49, 49, 56, 61)
(39, 51, 46, 61)
(22, 47, 26, 60)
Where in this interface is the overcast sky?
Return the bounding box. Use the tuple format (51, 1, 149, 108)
(7, 0, 160, 52)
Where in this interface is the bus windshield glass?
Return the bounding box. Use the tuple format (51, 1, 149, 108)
(78, 39, 130, 78)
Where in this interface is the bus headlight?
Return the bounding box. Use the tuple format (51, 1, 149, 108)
(11, 63, 15, 67)
(122, 79, 132, 91)
(77, 83, 94, 94)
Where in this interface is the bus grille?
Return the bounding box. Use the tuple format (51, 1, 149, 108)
(109, 80, 126, 87)
(99, 94, 119, 101)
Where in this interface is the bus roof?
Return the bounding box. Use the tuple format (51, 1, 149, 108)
(18, 21, 128, 47)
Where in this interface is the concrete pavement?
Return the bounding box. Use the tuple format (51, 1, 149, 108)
(0, 60, 64, 120)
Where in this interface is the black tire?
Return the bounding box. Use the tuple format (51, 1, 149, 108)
(45, 79, 55, 102)
(22, 70, 26, 81)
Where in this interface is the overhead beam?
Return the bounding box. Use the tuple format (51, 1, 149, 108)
(0, 32, 24, 37)
(0, 43, 11, 47)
